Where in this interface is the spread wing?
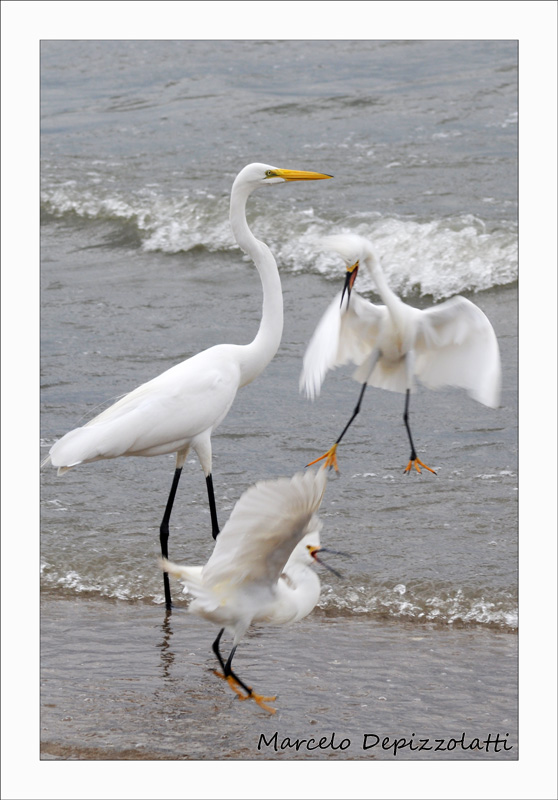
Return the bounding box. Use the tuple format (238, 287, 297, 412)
(300, 291, 386, 399)
(201, 469, 327, 588)
(415, 295, 501, 407)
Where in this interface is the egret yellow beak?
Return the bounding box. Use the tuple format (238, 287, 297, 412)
(271, 168, 333, 181)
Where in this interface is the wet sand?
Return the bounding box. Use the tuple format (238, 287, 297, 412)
(40, 595, 517, 761)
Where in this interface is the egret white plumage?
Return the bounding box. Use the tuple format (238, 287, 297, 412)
(161, 468, 339, 714)
(44, 163, 332, 608)
(301, 233, 501, 473)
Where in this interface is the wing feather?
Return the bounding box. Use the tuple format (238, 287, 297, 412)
(202, 470, 327, 589)
(300, 291, 386, 399)
(415, 296, 501, 407)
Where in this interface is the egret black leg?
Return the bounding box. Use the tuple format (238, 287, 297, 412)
(402, 389, 436, 475)
(206, 473, 220, 539)
(307, 382, 368, 472)
(160, 466, 183, 609)
(212, 628, 227, 672)
(403, 389, 418, 461)
(212, 631, 251, 694)
(212, 631, 249, 696)
(223, 645, 254, 696)
(336, 382, 368, 447)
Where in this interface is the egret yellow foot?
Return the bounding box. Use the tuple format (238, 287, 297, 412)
(248, 691, 277, 715)
(213, 670, 251, 699)
(215, 672, 248, 698)
(306, 443, 339, 472)
(227, 679, 277, 714)
(404, 457, 436, 475)
(215, 670, 277, 713)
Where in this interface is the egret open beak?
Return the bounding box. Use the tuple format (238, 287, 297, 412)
(271, 168, 333, 182)
(340, 261, 359, 308)
(307, 545, 348, 578)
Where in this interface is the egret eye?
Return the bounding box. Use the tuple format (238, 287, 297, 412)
(265, 170, 275, 178)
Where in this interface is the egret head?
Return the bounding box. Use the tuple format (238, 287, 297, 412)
(323, 233, 376, 306)
(305, 543, 349, 579)
(234, 162, 332, 190)
(324, 233, 374, 266)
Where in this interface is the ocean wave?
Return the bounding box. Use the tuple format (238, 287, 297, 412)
(41, 186, 234, 253)
(41, 563, 149, 603)
(296, 216, 517, 300)
(41, 185, 517, 299)
(318, 581, 518, 630)
(41, 565, 517, 630)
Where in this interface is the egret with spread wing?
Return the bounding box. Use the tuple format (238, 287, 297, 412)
(301, 233, 501, 473)
(162, 468, 339, 714)
(44, 163, 332, 608)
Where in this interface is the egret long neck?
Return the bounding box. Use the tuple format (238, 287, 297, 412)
(230, 181, 284, 387)
(367, 254, 400, 316)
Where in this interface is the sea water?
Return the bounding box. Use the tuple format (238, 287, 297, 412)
(40, 39, 518, 759)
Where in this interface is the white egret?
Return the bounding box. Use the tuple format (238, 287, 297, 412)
(162, 468, 341, 714)
(301, 233, 501, 473)
(44, 163, 332, 608)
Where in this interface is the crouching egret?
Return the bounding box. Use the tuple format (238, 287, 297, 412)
(162, 468, 342, 714)
(301, 233, 501, 473)
(44, 163, 332, 609)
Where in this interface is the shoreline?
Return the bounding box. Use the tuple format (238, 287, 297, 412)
(40, 595, 518, 761)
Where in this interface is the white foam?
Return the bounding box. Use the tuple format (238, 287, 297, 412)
(298, 215, 517, 299)
(319, 582, 518, 630)
(41, 185, 517, 299)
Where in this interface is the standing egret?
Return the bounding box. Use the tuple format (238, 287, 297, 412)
(162, 468, 341, 714)
(301, 233, 501, 473)
(44, 163, 332, 609)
